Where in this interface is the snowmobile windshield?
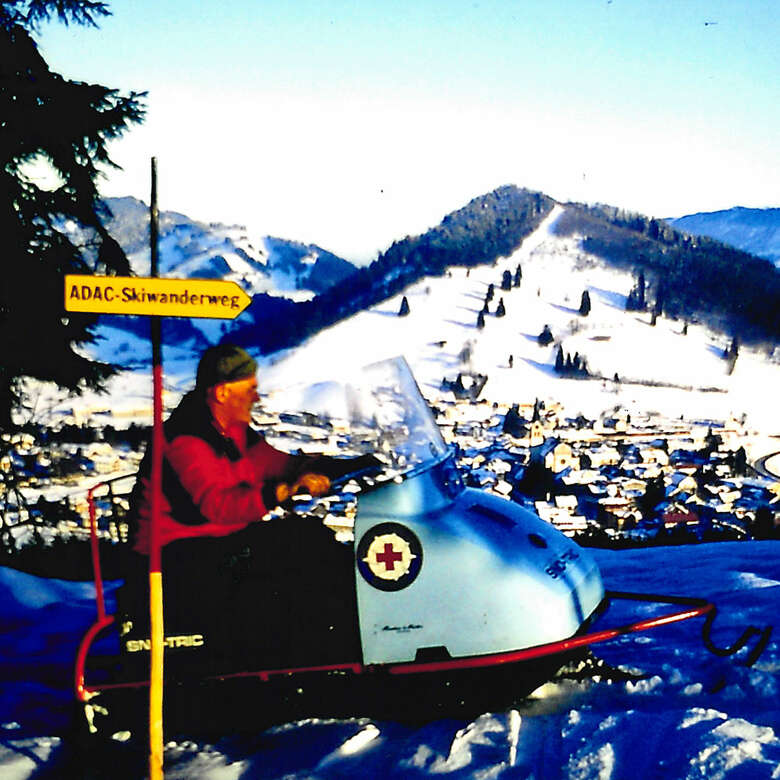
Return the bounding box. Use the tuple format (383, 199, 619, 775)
(254, 356, 449, 477)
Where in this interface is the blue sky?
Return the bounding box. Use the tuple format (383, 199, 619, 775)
(36, 0, 779, 262)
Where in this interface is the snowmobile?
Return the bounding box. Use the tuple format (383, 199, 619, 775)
(74, 357, 772, 735)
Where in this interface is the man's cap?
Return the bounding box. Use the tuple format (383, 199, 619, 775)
(196, 344, 257, 390)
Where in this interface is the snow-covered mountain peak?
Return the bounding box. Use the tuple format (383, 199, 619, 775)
(102, 196, 355, 299)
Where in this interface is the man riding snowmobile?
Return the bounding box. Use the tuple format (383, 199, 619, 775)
(117, 344, 376, 675)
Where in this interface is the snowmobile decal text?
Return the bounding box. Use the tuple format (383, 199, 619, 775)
(125, 634, 205, 652)
(382, 624, 423, 633)
(545, 550, 580, 579)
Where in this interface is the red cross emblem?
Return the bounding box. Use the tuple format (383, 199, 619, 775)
(375, 542, 403, 571)
(362, 532, 416, 582)
(357, 523, 423, 591)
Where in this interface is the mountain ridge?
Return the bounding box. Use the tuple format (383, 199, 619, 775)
(101, 196, 357, 299)
(231, 188, 780, 354)
(669, 206, 780, 266)
(92, 188, 780, 366)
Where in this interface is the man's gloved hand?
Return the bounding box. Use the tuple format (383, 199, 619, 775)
(275, 472, 331, 503)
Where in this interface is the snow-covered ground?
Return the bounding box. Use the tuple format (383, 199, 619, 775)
(0, 542, 778, 778)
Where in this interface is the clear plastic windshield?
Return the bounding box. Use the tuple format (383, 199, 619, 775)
(254, 356, 448, 476)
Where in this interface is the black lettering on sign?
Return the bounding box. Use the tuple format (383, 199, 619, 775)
(69, 285, 80, 300)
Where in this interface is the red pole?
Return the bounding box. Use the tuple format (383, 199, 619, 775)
(148, 157, 165, 779)
(86, 484, 106, 622)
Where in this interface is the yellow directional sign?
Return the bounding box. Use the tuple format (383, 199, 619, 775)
(64, 275, 252, 319)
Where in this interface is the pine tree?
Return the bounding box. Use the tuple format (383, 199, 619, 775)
(725, 335, 739, 375)
(476, 310, 485, 329)
(514, 264, 522, 286)
(626, 271, 646, 311)
(0, 3, 145, 427)
(579, 290, 591, 316)
(653, 279, 666, 318)
(554, 345, 564, 372)
(486, 283, 495, 301)
(732, 446, 748, 476)
(501, 269, 512, 291)
(502, 403, 524, 436)
(537, 324, 553, 346)
(398, 295, 410, 316)
(495, 297, 506, 317)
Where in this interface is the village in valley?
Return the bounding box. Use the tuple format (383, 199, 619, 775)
(2, 379, 778, 569)
(433, 393, 780, 545)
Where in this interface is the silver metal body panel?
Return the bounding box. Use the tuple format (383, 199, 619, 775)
(354, 456, 604, 665)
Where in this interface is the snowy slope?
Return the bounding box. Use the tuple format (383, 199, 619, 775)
(258, 205, 780, 435)
(68, 197, 358, 354)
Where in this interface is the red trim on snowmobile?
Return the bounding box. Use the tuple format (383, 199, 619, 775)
(75, 478, 127, 701)
(75, 590, 720, 701)
(78, 662, 368, 699)
(75, 614, 115, 701)
(87, 483, 109, 622)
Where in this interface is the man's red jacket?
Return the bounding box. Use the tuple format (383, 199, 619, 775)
(131, 391, 303, 554)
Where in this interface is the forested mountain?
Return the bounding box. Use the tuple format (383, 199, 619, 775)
(89, 187, 780, 360)
(231, 188, 780, 354)
(670, 207, 780, 266)
(232, 186, 555, 352)
(552, 203, 780, 343)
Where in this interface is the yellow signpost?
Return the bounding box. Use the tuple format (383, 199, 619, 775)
(64, 274, 251, 319)
(64, 271, 251, 778)
(66, 198, 253, 778)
